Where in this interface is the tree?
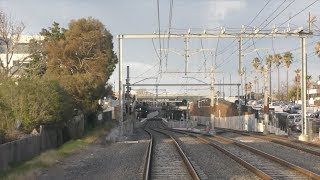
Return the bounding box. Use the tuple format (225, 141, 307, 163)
(294, 69, 301, 102)
(251, 57, 260, 95)
(266, 55, 273, 97)
(40, 18, 118, 116)
(0, 77, 74, 133)
(0, 11, 26, 77)
(283, 51, 293, 99)
(273, 53, 282, 98)
(307, 75, 312, 101)
(26, 22, 66, 77)
(288, 86, 301, 101)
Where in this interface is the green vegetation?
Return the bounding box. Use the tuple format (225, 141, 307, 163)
(0, 77, 74, 133)
(0, 16, 117, 141)
(288, 86, 301, 101)
(28, 17, 117, 119)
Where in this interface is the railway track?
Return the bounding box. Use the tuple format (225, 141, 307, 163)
(165, 128, 320, 179)
(215, 127, 320, 157)
(143, 121, 200, 180)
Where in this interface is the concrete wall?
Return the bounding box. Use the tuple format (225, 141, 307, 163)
(0, 112, 112, 172)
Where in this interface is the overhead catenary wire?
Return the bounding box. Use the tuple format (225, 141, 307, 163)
(164, 0, 174, 71)
(156, 0, 162, 73)
(213, 0, 278, 62)
(216, 0, 290, 69)
(217, 0, 317, 70)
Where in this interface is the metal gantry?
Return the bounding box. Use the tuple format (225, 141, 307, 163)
(117, 29, 312, 139)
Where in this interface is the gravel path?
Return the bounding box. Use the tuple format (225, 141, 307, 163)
(220, 132, 320, 175)
(164, 130, 260, 180)
(31, 128, 149, 180)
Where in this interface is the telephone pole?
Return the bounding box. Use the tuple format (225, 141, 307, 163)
(239, 37, 243, 102)
(184, 37, 189, 75)
(263, 65, 269, 134)
(210, 65, 215, 134)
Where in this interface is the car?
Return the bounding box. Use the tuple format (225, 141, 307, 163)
(289, 105, 301, 114)
(287, 114, 302, 132)
(310, 111, 320, 118)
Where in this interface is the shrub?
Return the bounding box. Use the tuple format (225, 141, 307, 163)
(0, 77, 74, 133)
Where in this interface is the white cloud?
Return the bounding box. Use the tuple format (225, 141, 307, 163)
(205, 0, 247, 23)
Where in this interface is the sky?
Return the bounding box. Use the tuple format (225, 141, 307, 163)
(1, 0, 320, 97)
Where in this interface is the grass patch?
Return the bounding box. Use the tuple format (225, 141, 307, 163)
(0, 120, 116, 180)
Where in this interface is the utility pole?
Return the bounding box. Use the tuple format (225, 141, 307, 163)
(155, 85, 158, 107)
(223, 76, 225, 99)
(125, 66, 130, 115)
(210, 65, 215, 134)
(244, 67, 247, 105)
(230, 73, 232, 97)
(184, 37, 189, 75)
(118, 35, 123, 136)
(269, 61, 272, 102)
(239, 37, 243, 102)
(299, 36, 308, 141)
(263, 64, 269, 134)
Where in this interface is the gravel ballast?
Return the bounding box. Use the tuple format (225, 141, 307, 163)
(33, 128, 149, 180)
(220, 132, 320, 175)
(167, 130, 260, 180)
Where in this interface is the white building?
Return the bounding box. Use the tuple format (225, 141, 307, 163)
(0, 35, 43, 76)
(307, 80, 320, 105)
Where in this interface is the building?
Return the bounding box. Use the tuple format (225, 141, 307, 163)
(307, 80, 320, 105)
(0, 35, 42, 76)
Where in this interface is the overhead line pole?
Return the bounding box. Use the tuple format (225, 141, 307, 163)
(300, 36, 308, 140)
(118, 35, 123, 136)
(239, 37, 243, 101)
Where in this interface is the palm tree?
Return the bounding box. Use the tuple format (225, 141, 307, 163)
(283, 51, 293, 99)
(316, 42, 320, 57)
(294, 69, 301, 102)
(273, 54, 282, 99)
(266, 55, 273, 99)
(307, 75, 312, 101)
(251, 57, 261, 95)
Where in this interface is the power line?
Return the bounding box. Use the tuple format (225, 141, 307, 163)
(246, 0, 273, 28)
(242, 0, 296, 53)
(218, 0, 315, 70)
(241, 0, 319, 55)
(165, 0, 173, 71)
(217, 0, 288, 69)
(278, 0, 320, 27)
(156, 0, 162, 72)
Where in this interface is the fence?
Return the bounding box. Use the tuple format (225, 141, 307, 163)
(190, 115, 287, 135)
(0, 111, 112, 172)
(0, 125, 62, 172)
(191, 114, 258, 131)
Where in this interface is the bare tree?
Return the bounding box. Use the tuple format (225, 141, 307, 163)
(0, 11, 26, 77)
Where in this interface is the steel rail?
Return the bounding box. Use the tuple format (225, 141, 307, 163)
(142, 128, 153, 180)
(216, 128, 320, 151)
(151, 128, 200, 180)
(161, 128, 271, 179)
(215, 128, 320, 157)
(166, 128, 320, 179)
